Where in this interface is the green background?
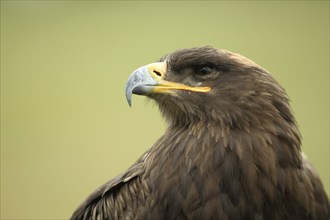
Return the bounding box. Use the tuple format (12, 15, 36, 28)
(1, 1, 329, 219)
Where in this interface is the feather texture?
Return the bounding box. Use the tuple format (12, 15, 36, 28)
(71, 47, 329, 220)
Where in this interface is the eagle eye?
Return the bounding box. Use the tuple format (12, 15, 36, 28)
(194, 66, 216, 77)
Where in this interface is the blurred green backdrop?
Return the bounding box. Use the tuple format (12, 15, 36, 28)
(1, 1, 329, 219)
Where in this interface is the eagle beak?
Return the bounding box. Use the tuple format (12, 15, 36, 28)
(125, 62, 211, 106)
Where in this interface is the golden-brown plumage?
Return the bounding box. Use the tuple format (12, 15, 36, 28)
(71, 46, 329, 220)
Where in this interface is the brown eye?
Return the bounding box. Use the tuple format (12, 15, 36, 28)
(196, 66, 214, 76)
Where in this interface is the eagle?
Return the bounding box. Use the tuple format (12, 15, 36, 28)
(71, 46, 329, 220)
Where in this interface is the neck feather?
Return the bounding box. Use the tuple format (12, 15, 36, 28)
(145, 118, 302, 211)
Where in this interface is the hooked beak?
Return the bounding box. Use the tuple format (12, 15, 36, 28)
(125, 62, 211, 106)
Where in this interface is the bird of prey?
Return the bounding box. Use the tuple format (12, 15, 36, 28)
(71, 46, 329, 220)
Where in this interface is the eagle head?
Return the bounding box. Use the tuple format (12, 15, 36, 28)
(126, 46, 294, 130)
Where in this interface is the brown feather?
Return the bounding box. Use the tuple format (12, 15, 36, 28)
(71, 46, 329, 220)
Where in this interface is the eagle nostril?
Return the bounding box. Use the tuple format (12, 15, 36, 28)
(153, 70, 162, 77)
